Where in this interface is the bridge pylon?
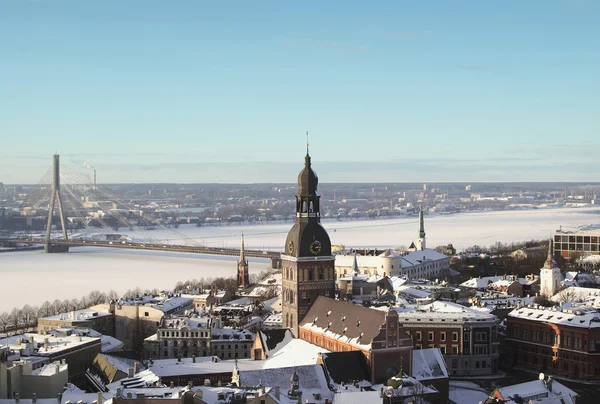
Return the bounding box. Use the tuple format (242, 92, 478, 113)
(45, 154, 69, 253)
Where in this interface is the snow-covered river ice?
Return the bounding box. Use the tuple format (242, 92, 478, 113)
(1, 207, 599, 312)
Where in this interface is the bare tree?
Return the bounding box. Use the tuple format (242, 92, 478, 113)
(258, 284, 280, 300)
(21, 304, 37, 329)
(107, 290, 120, 301)
(555, 287, 584, 305)
(38, 301, 52, 317)
(9, 308, 22, 333)
(0, 312, 10, 335)
(87, 290, 107, 305)
(52, 299, 64, 315)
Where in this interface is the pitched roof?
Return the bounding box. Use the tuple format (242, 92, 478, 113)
(321, 351, 369, 384)
(259, 329, 293, 351)
(299, 296, 387, 350)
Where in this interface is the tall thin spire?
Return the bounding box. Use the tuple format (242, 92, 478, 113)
(544, 238, 555, 269)
(239, 232, 246, 264)
(418, 205, 426, 239)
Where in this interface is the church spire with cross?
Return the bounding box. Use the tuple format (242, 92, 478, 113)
(416, 205, 427, 250)
(237, 233, 249, 289)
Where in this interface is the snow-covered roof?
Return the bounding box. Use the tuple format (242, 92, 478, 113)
(4, 332, 101, 356)
(40, 308, 112, 322)
(379, 249, 401, 258)
(240, 364, 333, 404)
(400, 249, 448, 265)
(33, 361, 68, 376)
(161, 314, 212, 330)
(460, 276, 503, 289)
(449, 381, 489, 404)
(151, 296, 193, 313)
(96, 353, 138, 375)
(497, 379, 577, 403)
(508, 305, 600, 329)
(411, 348, 448, 380)
(395, 301, 497, 322)
(389, 276, 408, 289)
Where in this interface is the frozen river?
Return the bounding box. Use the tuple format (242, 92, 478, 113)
(1, 207, 599, 313)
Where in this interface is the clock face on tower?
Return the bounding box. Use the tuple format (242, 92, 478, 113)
(287, 240, 295, 255)
(309, 240, 322, 255)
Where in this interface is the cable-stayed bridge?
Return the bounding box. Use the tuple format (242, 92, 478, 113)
(0, 155, 283, 268)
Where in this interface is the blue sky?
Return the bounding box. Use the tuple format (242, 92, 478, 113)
(1, 1, 598, 183)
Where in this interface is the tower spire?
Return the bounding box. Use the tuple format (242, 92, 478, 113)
(418, 205, 426, 239)
(240, 232, 246, 264)
(416, 205, 426, 250)
(237, 232, 249, 288)
(544, 238, 555, 269)
(352, 252, 360, 275)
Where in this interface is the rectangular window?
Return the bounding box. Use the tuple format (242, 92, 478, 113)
(439, 345, 446, 355)
(452, 346, 459, 355)
(428, 332, 434, 341)
(441, 332, 446, 342)
(416, 331, 422, 341)
(452, 332, 458, 342)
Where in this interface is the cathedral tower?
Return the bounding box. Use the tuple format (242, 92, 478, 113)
(282, 136, 336, 336)
(416, 205, 426, 251)
(237, 233, 250, 289)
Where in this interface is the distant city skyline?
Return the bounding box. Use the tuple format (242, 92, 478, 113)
(1, 1, 599, 183)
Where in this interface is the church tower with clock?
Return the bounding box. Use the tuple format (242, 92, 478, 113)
(282, 139, 336, 336)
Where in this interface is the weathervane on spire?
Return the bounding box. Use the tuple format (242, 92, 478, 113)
(306, 131, 309, 154)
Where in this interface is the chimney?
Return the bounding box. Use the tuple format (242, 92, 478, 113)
(32, 394, 37, 404)
(274, 386, 280, 400)
(133, 361, 140, 374)
(188, 381, 193, 388)
(192, 355, 196, 363)
(29, 335, 34, 344)
(127, 367, 134, 378)
(97, 392, 103, 404)
(15, 393, 20, 404)
(170, 381, 175, 388)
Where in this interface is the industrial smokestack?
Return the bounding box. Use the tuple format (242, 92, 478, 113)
(93, 169, 96, 191)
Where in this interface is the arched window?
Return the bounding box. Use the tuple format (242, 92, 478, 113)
(318, 268, 324, 280)
(302, 200, 308, 213)
(309, 201, 314, 212)
(290, 314, 294, 328)
(285, 313, 289, 327)
(308, 268, 313, 280)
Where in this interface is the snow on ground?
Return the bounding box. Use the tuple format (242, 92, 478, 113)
(1, 207, 599, 313)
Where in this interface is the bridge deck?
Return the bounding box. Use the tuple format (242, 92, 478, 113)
(0, 238, 281, 259)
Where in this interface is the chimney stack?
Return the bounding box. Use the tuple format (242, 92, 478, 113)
(32, 394, 37, 404)
(97, 392, 103, 404)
